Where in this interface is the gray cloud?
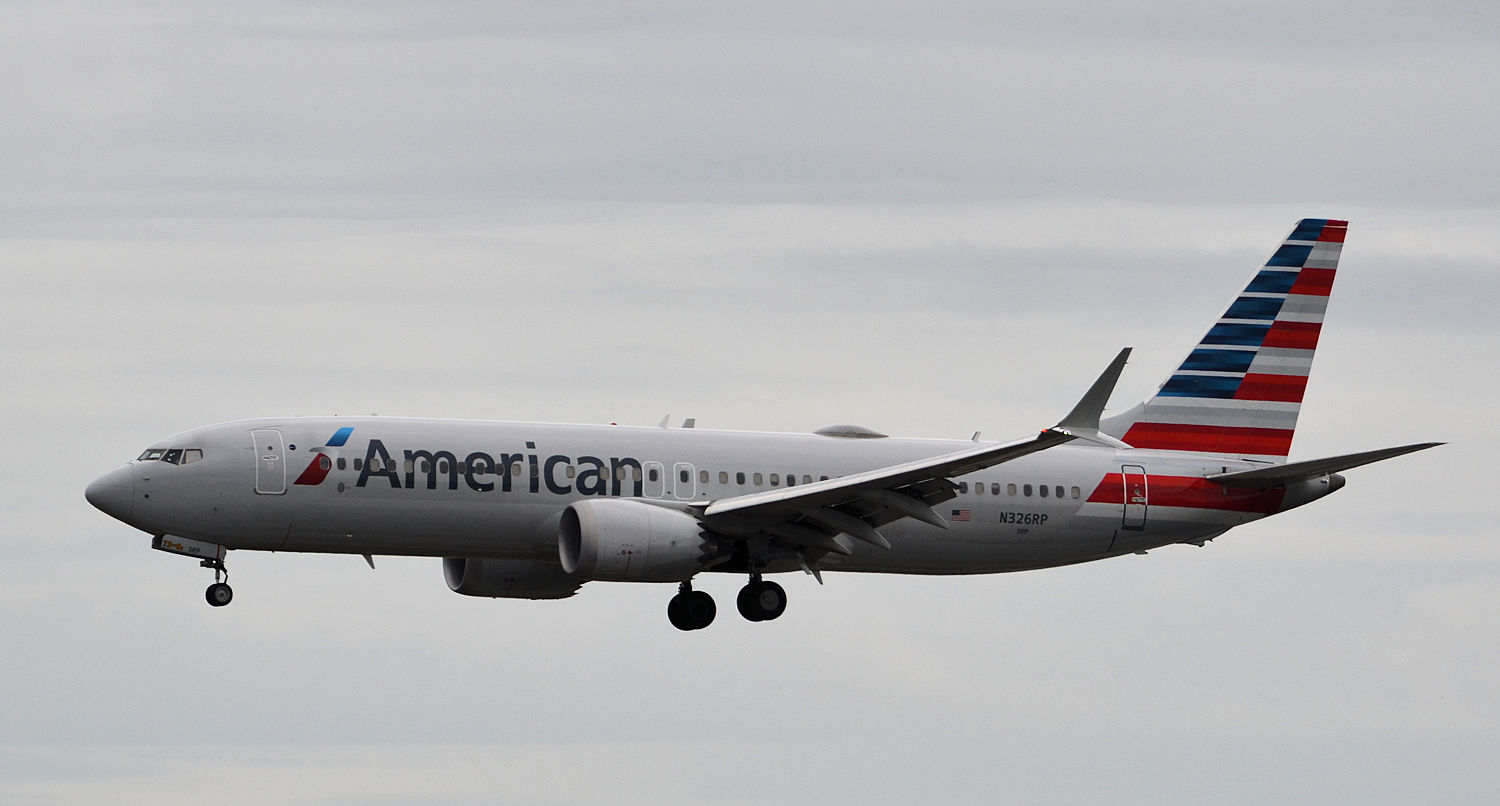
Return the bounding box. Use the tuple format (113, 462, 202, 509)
(1, 3, 1493, 804)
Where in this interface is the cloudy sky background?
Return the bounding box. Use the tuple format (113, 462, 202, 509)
(3, 2, 1495, 803)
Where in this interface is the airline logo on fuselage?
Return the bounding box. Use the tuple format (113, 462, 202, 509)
(293, 427, 356, 486)
(351, 438, 645, 497)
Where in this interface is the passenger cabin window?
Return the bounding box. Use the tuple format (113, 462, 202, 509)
(991, 483, 1000, 495)
(958, 482, 969, 493)
(719, 471, 729, 484)
(336, 457, 346, 470)
(1040, 485, 1049, 498)
(753, 473, 763, 485)
(770, 473, 780, 487)
(1023, 484, 1033, 497)
(699, 470, 709, 484)
(648, 467, 660, 482)
(736, 472, 745, 485)
(1071, 486, 1081, 499)
(1007, 483, 1017, 496)
(1055, 485, 1065, 499)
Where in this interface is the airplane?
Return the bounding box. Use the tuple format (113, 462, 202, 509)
(85, 218, 1439, 630)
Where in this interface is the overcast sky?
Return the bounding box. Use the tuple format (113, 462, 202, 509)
(3, 2, 1496, 804)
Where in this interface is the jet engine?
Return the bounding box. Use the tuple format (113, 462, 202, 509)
(443, 557, 583, 599)
(558, 499, 708, 582)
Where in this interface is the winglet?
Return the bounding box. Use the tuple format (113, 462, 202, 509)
(1052, 348, 1133, 449)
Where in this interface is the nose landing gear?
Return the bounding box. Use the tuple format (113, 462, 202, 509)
(202, 558, 233, 607)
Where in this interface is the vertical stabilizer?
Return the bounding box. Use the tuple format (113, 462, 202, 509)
(1101, 218, 1347, 462)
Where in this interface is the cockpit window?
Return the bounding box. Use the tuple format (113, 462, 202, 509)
(140, 447, 204, 464)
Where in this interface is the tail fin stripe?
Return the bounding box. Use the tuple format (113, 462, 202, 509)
(1234, 374, 1309, 403)
(1159, 376, 1243, 398)
(1267, 244, 1314, 266)
(1181, 349, 1258, 373)
(1132, 400, 1299, 430)
(1289, 267, 1336, 295)
(1204, 323, 1272, 345)
(1287, 220, 1329, 241)
(1276, 294, 1331, 321)
(1315, 221, 1349, 242)
(1246, 349, 1313, 376)
(1287, 218, 1349, 243)
(1245, 269, 1301, 294)
(1122, 423, 1295, 456)
(1262, 321, 1321, 350)
(1224, 297, 1286, 320)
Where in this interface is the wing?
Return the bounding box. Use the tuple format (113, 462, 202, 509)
(694, 349, 1132, 575)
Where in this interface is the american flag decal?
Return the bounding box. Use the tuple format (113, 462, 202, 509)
(951, 509, 972, 522)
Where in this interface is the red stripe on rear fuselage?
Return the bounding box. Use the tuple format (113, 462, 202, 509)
(1087, 473, 1285, 514)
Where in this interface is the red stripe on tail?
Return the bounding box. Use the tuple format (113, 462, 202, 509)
(1288, 267, 1336, 296)
(1318, 221, 1349, 242)
(1121, 423, 1294, 457)
(1262, 321, 1322, 350)
(1235, 373, 1308, 403)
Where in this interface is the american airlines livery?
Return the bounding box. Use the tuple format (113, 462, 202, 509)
(87, 219, 1438, 630)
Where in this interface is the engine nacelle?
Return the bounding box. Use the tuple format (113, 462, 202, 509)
(558, 499, 708, 582)
(443, 557, 583, 600)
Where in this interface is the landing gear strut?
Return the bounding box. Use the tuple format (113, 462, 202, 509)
(667, 581, 715, 631)
(736, 571, 787, 622)
(202, 558, 233, 607)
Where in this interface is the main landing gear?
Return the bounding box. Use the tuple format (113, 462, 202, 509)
(667, 581, 715, 631)
(736, 572, 786, 623)
(202, 558, 233, 607)
(667, 573, 789, 631)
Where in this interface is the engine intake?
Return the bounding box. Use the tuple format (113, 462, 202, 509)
(559, 499, 707, 582)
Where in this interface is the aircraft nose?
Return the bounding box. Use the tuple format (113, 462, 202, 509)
(85, 465, 135, 522)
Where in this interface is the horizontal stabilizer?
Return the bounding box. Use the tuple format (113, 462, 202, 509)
(1207, 442, 1442, 487)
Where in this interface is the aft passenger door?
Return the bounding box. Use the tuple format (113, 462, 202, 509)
(252, 429, 286, 495)
(1121, 464, 1147, 530)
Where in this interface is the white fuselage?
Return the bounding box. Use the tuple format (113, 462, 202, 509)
(88, 416, 1314, 577)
